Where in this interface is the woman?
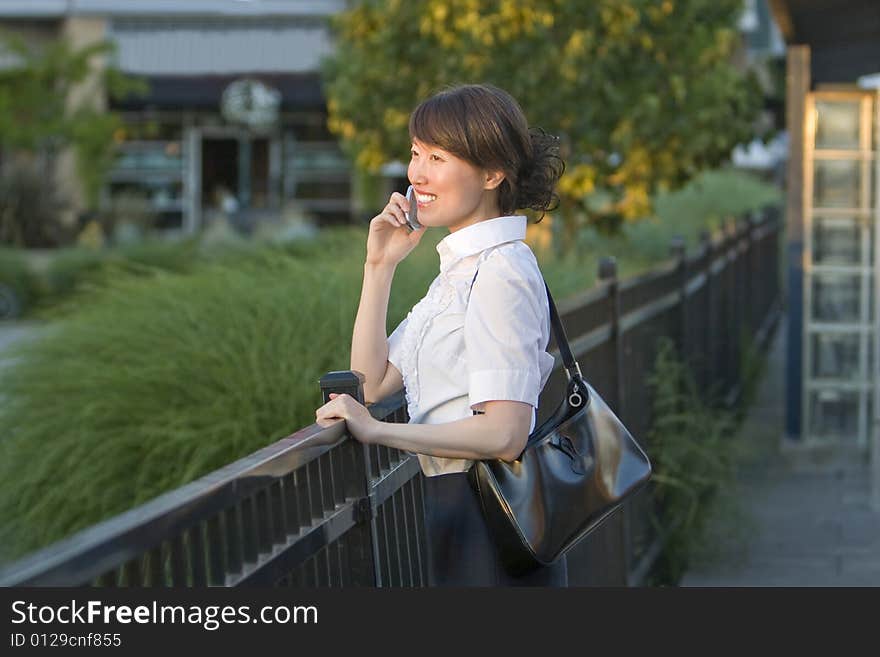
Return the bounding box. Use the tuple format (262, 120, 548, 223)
(315, 84, 566, 586)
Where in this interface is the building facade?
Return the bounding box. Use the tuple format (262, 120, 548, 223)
(0, 0, 353, 235)
(770, 0, 879, 478)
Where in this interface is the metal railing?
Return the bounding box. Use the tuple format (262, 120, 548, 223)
(0, 205, 782, 587)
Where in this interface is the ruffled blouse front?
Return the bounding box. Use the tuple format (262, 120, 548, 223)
(387, 215, 556, 477)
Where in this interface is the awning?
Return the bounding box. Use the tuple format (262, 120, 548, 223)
(769, 0, 880, 84)
(110, 73, 326, 112)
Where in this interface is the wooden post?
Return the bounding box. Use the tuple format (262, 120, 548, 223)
(784, 44, 810, 441)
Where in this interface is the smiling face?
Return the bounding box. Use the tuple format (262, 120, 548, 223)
(407, 138, 505, 233)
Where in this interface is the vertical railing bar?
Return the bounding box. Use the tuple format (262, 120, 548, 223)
(369, 444, 380, 480)
(240, 496, 258, 565)
(386, 491, 403, 586)
(269, 480, 286, 544)
(290, 563, 303, 588)
(391, 488, 411, 587)
(326, 542, 337, 588)
(294, 468, 310, 534)
(169, 532, 188, 586)
(206, 514, 225, 587)
(336, 538, 350, 588)
(375, 503, 390, 585)
(412, 474, 428, 586)
(328, 447, 345, 507)
(119, 559, 135, 587)
(407, 476, 426, 587)
(303, 557, 316, 587)
(385, 496, 402, 587)
(224, 505, 244, 578)
(92, 571, 114, 587)
(189, 523, 208, 587)
(398, 482, 417, 587)
(255, 488, 272, 554)
(145, 545, 163, 587)
(282, 472, 300, 536)
(319, 453, 335, 514)
(307, 460, 323, 521)
(378, 444, 391, 474)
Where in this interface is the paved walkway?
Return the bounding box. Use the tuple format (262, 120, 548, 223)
(680, 317, 880, 586)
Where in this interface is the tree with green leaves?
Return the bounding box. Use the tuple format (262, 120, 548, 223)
(0, 34, 145, 247)
(322, 0, 764, 242)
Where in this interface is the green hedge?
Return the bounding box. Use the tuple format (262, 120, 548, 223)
(0, 248, 42, 319)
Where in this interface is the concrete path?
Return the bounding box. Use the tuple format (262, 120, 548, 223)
(680, 317, 880, 586)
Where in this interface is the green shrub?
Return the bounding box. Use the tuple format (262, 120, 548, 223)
(544, 168, 783, 289)
(644, 337, 745, 586)
(0, 247, 42, 319)
(623, 167, 782, 260)
(39, 248, 111, 313)
(0, 241, 445, 562)
(33, 239, 202, 318)
(114, 238, 201, 275)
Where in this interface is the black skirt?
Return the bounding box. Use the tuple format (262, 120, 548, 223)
(422, 471, 568, 587)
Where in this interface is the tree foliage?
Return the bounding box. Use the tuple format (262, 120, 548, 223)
(322, 0, 764, 234)
(0, 34, 145, 209)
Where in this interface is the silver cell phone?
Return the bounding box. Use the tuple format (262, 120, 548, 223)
(404, 185, 422, 231)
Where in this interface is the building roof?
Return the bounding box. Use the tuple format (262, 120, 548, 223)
(0, 1, 345, 18)
(109, 18, 333, 75)
(768, 0, 880, 84)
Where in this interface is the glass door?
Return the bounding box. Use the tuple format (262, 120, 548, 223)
(803, 91, 877, 446)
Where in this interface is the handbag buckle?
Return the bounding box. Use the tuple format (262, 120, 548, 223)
(565, 361, 583, 382)
(568, 373, 584, 408)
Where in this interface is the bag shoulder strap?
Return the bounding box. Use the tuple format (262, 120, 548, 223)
(468, 268, 582, 382)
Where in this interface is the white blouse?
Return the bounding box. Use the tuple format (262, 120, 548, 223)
(387, 215, 555, 477)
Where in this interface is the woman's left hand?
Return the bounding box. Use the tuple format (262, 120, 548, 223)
(315, 393, 380, 444)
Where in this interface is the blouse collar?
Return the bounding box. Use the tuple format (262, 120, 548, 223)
(436, 215, 527, 271)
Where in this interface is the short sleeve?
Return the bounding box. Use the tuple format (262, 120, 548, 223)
(464, 251, 548, 409)
(387, 315, 408, 372)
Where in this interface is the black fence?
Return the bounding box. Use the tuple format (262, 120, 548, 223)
(0, 206, 782, 587)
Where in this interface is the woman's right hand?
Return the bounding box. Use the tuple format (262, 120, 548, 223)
(365, 192, 426, 266)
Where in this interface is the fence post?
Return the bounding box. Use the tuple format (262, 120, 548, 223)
(733, 216, 747, 394)
(700, 229, 715, 400)
(319, 370, 366, 405)
(318, 370, 383, 586)
(723, 217, 739, 398)
(669, 235, 687, 360)
(598, 256, 631, 582)
(598, 257, 624, 418)
(745, 213, 757, 336)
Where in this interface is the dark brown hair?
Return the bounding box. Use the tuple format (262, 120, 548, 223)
(408, 84, 565, 219)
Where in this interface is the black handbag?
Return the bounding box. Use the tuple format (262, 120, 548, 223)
(467, 279, 652, 577)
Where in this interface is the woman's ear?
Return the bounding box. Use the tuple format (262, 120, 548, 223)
(483, 169, 505, 191)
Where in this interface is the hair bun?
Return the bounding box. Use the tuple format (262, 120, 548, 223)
(515, 128, 565, 219)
